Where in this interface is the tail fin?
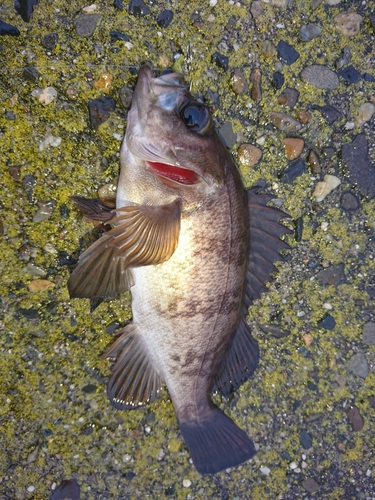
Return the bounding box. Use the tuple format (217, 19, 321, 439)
(178, 406, 256, 474)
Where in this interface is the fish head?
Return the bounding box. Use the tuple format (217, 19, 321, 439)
(120, 65, 230, 202)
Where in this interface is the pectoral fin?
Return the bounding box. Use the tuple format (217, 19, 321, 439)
(103, 323, 163, 410)
(68, 199, 181, 298)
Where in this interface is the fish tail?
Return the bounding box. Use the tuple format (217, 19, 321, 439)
(178, 406, 256, 474)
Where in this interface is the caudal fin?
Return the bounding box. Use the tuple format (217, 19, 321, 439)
(178, 406, 256, 474)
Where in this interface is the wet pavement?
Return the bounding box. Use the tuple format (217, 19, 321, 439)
(1, 0, 375, 498)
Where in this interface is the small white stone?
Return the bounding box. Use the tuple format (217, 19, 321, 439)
(321, 222, 329, 231)
(38, 87, 58, 105)
(122, 454, 131, 462)
(356, 102, 375, 126)
(125, 41, 133, 50)
(260, 466, 271, 475)
(323, 303, 333, 310)
(313, 175, 341, 202)
(302, 461, 308, 469)
(289, 461, 298, 470)
(210, 0, 218, 6)
(145, 426, 151, 434)
(256, 136, 266, 146)
(366, 468, 372, 477)
(113, 132, 123, 141)
(183, 479, 192, 488)
(83, 4, 97, 12)
(344, 121, 355, 130)
(27, 486, 35, 493)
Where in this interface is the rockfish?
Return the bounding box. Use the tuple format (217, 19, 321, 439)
(68, 65, 290, 474)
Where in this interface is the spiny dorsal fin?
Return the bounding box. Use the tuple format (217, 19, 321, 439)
(211, 316, 259, 397)
(244, 187, 292, 310)
(102, 323, 163, 410)
(68, 199, 181, 298)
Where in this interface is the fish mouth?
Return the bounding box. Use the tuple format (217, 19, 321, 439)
(146, 161, 201, 186)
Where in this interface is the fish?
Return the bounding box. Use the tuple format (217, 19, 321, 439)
(68, 65, 291, 474)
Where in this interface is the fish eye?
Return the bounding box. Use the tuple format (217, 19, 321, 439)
(180, 103, 212, 134)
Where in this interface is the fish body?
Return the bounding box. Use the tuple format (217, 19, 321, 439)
(68, 65, 291, 474)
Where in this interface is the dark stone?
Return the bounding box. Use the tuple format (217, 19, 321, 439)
(299, 429, 312, 449)
(340, 191, 360, 212)
(14, 0, 38, 22)
(277, 40, 300, 65)
(41, 428, 53, 437)
(347, 405, 364, 431)
(157, 10, 174, 28)
(88, 96, 116, 129)
(41, 33, 58, 50)
(278, 87, 299, 107)
(125, 471, 136, 481)
(258, 324, 290, 338)
(82, 383, 97, 394)
(59, 251, 77, 266)
(212, 52, 229, 71)
(65, 333, 79, 342)
(363, 73, 375, 82)
(369, 396, 375, 409)
(50, 478, 80, 500)
(272, 71, 284, 89)
(338, 65, 361, 84)
(294, 216, 303, 242)
(317, 313, 336, 330)
(302, 478, 320, 493)
(280, 158, 306, 184)
(312, 104, 341, 124)
(316, 264, 345, 286)
(110, 30, 130, 42)
(113, 0, 123, 10)
(218, 121, 236, 148)
(165, 485, 176, 496)
(74, 14, 101, 37)
(307, 381, 317, 391)
(59, 203, 70, 219)
(0, 20, 20, 36)
(118, 86, 133, 108)
(23, 66, 42, 83)
(106, 321, 121, 334)
(6, 111, 16, 120)
(128, 0, 150, 17)
(342, 134, 375, 199)
(18, 307, 39, 319)
(23, 174, 35, 201)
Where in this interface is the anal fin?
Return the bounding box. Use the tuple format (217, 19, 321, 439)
(212, 316, 259, 397)
(102, 323, 163, 410)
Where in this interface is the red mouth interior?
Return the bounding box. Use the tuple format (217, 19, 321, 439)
(147, 161, 199, 185)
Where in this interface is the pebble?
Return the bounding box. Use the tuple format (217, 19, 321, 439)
(128, 0, 150, 17)
(262, 40, 276, 59)
(0, 20, 20, 36)
(23, 174, 36, 202)
(363, 322, 375, 345)
(98, 182, 117, 205)
(250, 61, 262, 103)
(299, 23, 321, 41)
(347, 406, 364, 431)
(312, 104, 341, 124)
(182, 479, 192, 488)
(74, 14, 101, 37)
(110, 30, 130, 42)
(24, 262, 46, 277)
(232, 69, 248, 94)
(113, 0, 124, 10)
(338, 65, 361, 84)
(259, 466, 271, 475)
(356, 103, 375, 126)
(272, 71, 284, 89)
(28, 279, 55, 292)
(41, 33, 58, 50)
(15, 0, 36, 22)
(212, 52, 229, 71)
(317, 313, 336, 330)
(278, 87, 299, 107)
(307, 150, 321, 174)
(283, 138, 304, 160)
(342, 134, 375, 199)
(33, 200, 56, 222)
(312, 174, 341, 202)
(299, 429, 312, 449)
(300, 65, 339, 90)
(340, 191, 360, 211)
(280, 158, 306, 184)
(218, 122, 236, 148)
(347, 352, 369, 379)
(93, 73, 113, 92)
(259, 324, 290, 338)
(316, 264, 345, 286)
(251, 1, 263, 18)
(335, 45, 351, 70)
(237, 144, 262, 167)
(157, 10, 174, 28)
(50, 478, 80, 500)
(334, 12, 362, 37)
(297, 109, 312, 124)
(302, 478, 320, 493)
(303, 333, 313, 346)
(269, 112, 302, 132)
(277, 40, 299, 65)
(39, 135, 62, 151)
(32, 86, 58, 106)
(23, 66, 42, 83)
(261, 0, 293, 7)
(118, 86, 133, 108)
(83, 4, 97, 13)
(88, 96, 116, 129)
